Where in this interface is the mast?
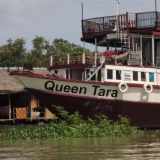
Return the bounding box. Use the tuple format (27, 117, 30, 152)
(116, 0, 119, 16)
(81, 2, 83, 20)
(116, 0, 119, 36)
(155, 0, 157, 12)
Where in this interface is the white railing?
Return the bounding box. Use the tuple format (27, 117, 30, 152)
(51, 50, 129, 66)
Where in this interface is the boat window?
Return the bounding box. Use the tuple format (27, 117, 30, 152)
(54, 70, 58, 74)
(133, 71, 138, 81)
(107, 69, 113, 79)
(149, 72, 154, 82)
(98, 69, 101, 81)
(116, 70, 121, 80)
(141, 72, 146, 81)
(66, 69, 69, 79)
(86, 69, 90, 78)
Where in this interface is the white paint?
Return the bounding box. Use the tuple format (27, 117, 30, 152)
(13, 69, 160, 104)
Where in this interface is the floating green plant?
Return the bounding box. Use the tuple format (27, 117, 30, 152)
(0, 106, 143, 140)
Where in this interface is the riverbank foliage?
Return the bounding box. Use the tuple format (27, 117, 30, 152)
(0, 37, 90, 69)
(0, 106, 143, 140)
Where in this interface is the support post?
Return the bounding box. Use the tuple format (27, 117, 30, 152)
(67, 54, 70, 64)
(152, 35, 155, 66)
(8, 94, 11, 119)
(95, 38, 97, 52)
(140, 34, 143, 66)
(132, 37, 134, 51)
(107, 40, 109, 51)
(95, 38, 97, 65)
(82, 41, 85, 64)
(50, 55, 53, 67)
(82, 53, 85, 64)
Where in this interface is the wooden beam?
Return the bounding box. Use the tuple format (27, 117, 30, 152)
(153, 32, 160, 36)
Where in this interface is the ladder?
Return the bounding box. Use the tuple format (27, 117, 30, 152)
(117, 28, 130, 48)
(85, 61, 104, 81)
(116, 13, 134, 48)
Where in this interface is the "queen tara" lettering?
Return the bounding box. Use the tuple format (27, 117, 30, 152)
(44, 81, 118, 97)
(45, 81, 87, 94)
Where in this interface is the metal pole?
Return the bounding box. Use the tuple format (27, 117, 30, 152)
(8, 94, 11, 119)
(116, 0, 119, 16)
(81, 3, 83, 20)
(81, 3, 84, 33)
(82, 41, 85, 64)
(152, 35, 155, 66)
(155, 0, 158, 27)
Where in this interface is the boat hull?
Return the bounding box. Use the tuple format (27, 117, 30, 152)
(11, 72, 160, 128)
(29, 88, 160, 129)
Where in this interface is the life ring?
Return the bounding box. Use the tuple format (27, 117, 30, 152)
(143, 83, 153, 93)
(118, 82, 128, 92)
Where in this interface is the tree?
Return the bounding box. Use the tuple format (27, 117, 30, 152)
(0, 36, 91, 69)
(0, 38, 26, 67)
(50, 38, 89, 55)
(31, 36, 51, 67)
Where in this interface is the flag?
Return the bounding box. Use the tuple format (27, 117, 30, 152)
(116, 0, 120, 4)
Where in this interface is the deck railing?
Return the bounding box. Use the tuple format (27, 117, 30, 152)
(136, 11, 158, 28)
(52, 53, 94, 65)
(82, 11, 160, 33)
(51, 51, 128, 66)
(51, 52, 160, 68)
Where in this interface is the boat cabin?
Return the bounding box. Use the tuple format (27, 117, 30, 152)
(50, 10, 160, 90)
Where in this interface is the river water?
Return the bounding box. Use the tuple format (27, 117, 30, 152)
(0, 130, 160, 160)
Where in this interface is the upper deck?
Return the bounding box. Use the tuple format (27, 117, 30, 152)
(81, 11, 160, 46)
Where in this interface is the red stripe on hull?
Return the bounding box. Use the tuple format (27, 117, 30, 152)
(29, 88, 160, 128)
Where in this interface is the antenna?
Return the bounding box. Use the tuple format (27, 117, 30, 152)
(155, 0, 157, 12)
(81, 2, 83, 20)
(116, 0, 119, 16)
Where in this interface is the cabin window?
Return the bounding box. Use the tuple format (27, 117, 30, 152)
(107, 69, 113, 79)
(66, 69, 69, 79)
(141, 72, 146, 81)
(116, 70, 121, 80)
(54, 70, 58, 74)
(86, 69, 90, 79)
(149, 72, 154, 82)
(98, 69, 101, 81)
(133, 71, 138, 81)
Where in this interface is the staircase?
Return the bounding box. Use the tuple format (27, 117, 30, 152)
(128, 51, 142, 66)
(85, 61, 104, 81)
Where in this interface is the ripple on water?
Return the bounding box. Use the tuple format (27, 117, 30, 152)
(0, 136, 160, 160)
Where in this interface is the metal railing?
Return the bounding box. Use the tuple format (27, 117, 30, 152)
(82, 11, 160, 33)
(52, 51, 128, 66)
(52, 53, 95, 65)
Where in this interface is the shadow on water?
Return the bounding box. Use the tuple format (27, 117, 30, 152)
(0, 130, 160, 160)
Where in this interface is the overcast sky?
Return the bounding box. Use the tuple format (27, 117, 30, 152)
(0, 0, 159, 52)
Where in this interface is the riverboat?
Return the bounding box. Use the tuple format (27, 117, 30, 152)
(10, 7, 160, 128)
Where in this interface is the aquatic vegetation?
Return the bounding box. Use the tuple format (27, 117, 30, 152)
(0, 106, 143, 140)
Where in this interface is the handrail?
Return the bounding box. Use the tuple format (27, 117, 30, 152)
(82, 11, 160, 33)
(51, 50, 128, 66)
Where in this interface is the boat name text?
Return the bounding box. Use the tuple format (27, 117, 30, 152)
(44, 81, 118, 97)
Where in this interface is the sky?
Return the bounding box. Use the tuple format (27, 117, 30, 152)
(0, 0, 159, 52)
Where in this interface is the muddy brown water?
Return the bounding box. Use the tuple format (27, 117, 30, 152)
(0, 130, 160, 160)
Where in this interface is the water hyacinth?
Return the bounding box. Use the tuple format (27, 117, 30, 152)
(0, 106, 143, 140)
